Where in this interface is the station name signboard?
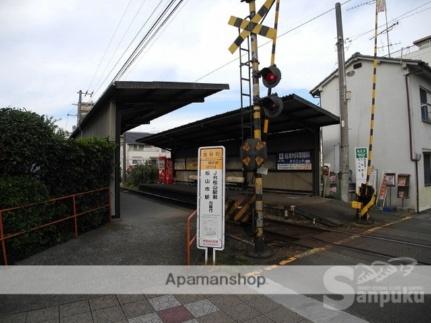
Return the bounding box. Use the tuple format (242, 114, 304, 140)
(277, 151, 312, 170)
(197, 146, 225, 251)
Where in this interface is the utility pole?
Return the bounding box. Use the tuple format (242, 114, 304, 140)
(335, 3, 349, 203)
(248, 0, 266, 256)
(75, 90, 94, 127)
(77, 90, 83, 126)
(122, 134, 127, 182)
(384, 1, 390, 57)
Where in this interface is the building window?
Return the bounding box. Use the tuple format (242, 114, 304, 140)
(424, 153, 431, 187)
(420, 88, 431, 123)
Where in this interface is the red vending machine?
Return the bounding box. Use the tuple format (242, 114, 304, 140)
(158, 157, 174, 184)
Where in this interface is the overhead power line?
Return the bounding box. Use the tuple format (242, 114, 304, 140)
(195, 0, 353, 82)
(93, 0, 165, 97)
(113, 0, 184, 81)
(122, 0, 191, 79)
(87, 0, 134, 91)
(348, 0, 431, 42)
(93, 0, 150, 90)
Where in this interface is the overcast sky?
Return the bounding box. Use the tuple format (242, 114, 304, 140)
(1, 0, 430, 133)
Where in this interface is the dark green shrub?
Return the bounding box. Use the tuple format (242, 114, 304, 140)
(127, 163, 158, 187)
(0, 108, 114, 264)
(0, 108, 58, 177)
(40, 137, 114, 196)
(0, 176, 54, 263)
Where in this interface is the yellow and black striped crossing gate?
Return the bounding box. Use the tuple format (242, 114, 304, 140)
(355, 1, 381, 220)
(228, 16, 276, 44)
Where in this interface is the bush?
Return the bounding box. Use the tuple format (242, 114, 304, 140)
(0, 108, 58, 177)
(0, 176, 56, 263)
(0, 176, 48, 209)
(127, 163, 158, 187)
(41, 137, 114, 196)
(0, 108, 114, 264)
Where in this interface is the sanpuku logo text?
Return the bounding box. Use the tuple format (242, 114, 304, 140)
(323, 258, 424, 310)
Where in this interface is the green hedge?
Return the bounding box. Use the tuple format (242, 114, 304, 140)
(126, 163, 158, 188)
(0, 108, 114, 264)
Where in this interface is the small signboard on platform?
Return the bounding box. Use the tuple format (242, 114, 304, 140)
(276, 151, 312, 170)
(197, 146, 225, 251)
(355, 147, 368, 193)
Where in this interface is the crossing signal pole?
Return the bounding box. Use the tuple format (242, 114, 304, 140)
(247, 0, 266, 256)
(352, 0, 385, 220)
(229, 0, 281, 257)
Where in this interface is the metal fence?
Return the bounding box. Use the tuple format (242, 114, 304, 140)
(0, 187, 111, 265)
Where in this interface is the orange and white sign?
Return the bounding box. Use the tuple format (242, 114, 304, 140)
(197, 146, 225, 250)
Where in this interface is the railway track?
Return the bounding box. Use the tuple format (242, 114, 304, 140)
(308, 236, 431, 265)
(266, 216, 431, 249)
(121, 187, 195, 207)
(124, 188, 431, 264)
(265, 217, 431, 265)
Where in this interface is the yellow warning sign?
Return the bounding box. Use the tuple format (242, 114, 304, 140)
(199, 148, 223, 170)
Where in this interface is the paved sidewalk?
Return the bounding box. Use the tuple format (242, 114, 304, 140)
(18, 192, 192, 265)
(0, 192, 312, 322)
(0, 294, 310, 323)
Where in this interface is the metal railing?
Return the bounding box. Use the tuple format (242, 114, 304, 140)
(185, 210, 197, 265)
(0, 187, 111, 266)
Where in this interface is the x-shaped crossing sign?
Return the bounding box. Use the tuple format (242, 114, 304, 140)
(228, 0, 276, 54)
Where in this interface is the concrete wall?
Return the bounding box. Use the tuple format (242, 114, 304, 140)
(404, 46, 431, 65)
(79, 102, 116, 138)
(408, 75, 431, 211)
(76, 101, 119, 217)
(319, 59, 431, 210)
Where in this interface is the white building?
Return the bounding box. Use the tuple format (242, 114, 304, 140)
(311, 47, 431, 212)
(120, 132, 170, 172)
(402, 35, 431, 65)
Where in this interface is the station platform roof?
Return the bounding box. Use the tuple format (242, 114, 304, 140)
(138, 94, 339, 150)
(71, 81, 229, 137)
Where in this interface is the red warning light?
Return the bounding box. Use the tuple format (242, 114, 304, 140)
(260, 65, 281, 88)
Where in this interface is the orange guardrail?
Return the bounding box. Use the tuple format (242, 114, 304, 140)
(185, 210, 197, 265)
(0, 187, 110, 266)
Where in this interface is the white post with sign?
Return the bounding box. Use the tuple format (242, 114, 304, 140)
(197, 146, 225, 265)
(355, 147, 368, 194)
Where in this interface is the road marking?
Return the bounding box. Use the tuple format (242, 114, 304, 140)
(277, 216, 413, 265)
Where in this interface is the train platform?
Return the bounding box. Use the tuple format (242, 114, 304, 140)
(135, 183, 409, 227)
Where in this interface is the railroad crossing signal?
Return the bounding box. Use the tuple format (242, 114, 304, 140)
(260, 65, 281, 88)
(241, 138, 268, 171)
(261, 94, 283, 119)
(228, 16, 276, 53)
(228, 0, 276, 54)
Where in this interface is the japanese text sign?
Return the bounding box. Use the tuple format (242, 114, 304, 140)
(197, 146, 225, 250)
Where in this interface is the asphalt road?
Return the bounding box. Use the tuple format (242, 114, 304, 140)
(281, 211, 431, 323)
